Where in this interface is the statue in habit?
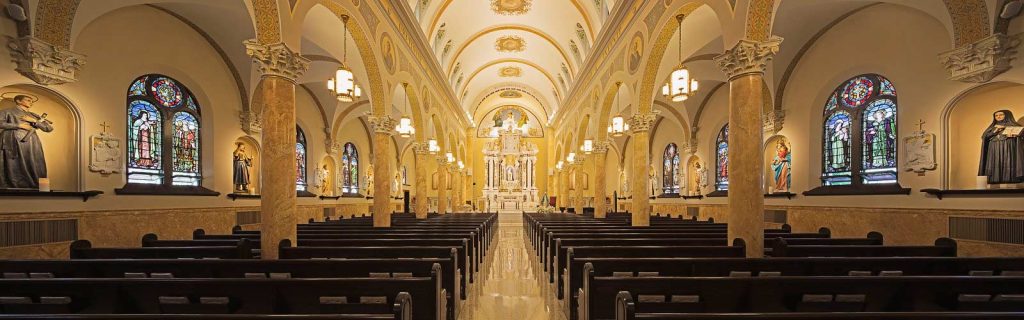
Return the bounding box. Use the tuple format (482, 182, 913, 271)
(0, 95, 53, 189)
(232, 143, 252, 193)
(978, 110, 1024, 184)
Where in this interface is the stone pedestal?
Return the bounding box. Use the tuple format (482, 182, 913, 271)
(413, 143, 430, 219)
(245, 40, 309, 259)
(714, 37, 782, 257)
(368, 115, 397, 227)
(437, 159, 449, 215)
(592, 142, 609, 218)
(628, 112, 657, 226)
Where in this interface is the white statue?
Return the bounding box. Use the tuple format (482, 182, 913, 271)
(365, 163, 374, 196)
(315, 164, 330, 195)
(695, 162, 709, 192)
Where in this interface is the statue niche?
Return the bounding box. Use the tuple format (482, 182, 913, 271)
(978, 110, 1023, 185)
(0, 86, 78, 191)
(231, 137, 260, 194)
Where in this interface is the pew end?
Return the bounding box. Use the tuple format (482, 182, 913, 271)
(867, 231, 884, 244)
(936, 237, 958, 256)
(193, 229, 206, 239)
(615, 291, 636, 320)
(141, 233, 158, 244)
(818, 227, 832, 237)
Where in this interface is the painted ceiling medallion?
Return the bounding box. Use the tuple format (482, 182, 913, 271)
(495, 35, 526, 52)
(499, 66, 522, 77)
(500, 90, 523, 98)
(491, 0, 531, 15)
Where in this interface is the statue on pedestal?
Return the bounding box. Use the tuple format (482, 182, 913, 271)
(232, 143, 252, 193)
(316, 164, 330, 195)
(770, 141, 792, 192)
(0, 95, 52, 189)
(365, 164, 374, 196)
(978, 110, 1023, 185)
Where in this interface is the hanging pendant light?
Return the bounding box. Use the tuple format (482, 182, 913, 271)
(428, 139, 440, 154)
(395, 83, 415, 138)
(661, 14, 698, 102)
(581, 139, 594, 154)
(608, 82, 626, 138)
(445, 152, 455, 164)
(328, 15, 358, 102)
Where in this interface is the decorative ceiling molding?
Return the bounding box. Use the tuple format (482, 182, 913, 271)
(461, 58, 560, 102)
(445, 24, 576, 76)
(495, 35, 526, 52)
(427, 0, 597, 45)
(490, 0, 531, 15)
(498, 66, 522, 77)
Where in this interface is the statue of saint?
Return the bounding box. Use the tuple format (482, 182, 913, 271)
(771, 142, 792, 192)
(695, 162, 708, 192)
(365, 164, 374, 196)
(978, 110, 1023, 184)
(0, 95, 53, 189)
(232, 143, 252, 193)
(316, 164, 330, 195)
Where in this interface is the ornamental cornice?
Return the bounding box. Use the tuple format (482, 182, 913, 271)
(243, 40, 309, 81)
(239, 110, 262, 135)
(714, 36, 783, 79)
(366, 114, 398, 135)
(763, 109, 785, 135)
(592, 141, 611, 154)
(6, 36, 86, 85)
(628, 110, 659, 133)
(938, 33, 1020, 83)
(412, 142, 432, 155)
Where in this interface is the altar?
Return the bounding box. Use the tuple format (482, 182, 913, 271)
(482, 126, 539, 212)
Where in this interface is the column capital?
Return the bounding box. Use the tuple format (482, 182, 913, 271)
(239, 110, 262, 135)
(628, 110, 659, 133)
(412, 142, 432, 155)
(763, 109, 786, 135)
(325, 138, 342, 154)
(938, 33, 1020, 83)
(244, 40, 309, 81)
(714, 36, 783, 79)
(366, 113, 398, 136)
(6, 36, 86, 85)
(592, 141, 611, 154)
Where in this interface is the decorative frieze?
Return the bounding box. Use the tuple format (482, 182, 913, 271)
(763, 109, 785, 135)
(938, 33, 1020, 83)
(628, 110, 659, 133)
(243, 40, 309, 81)
(714, 37, 783, 79)
(366, 114, 398, 135)
(239, 110, 262, 135)
(6, 36, 86, 85)
(592, 141, 610, 154)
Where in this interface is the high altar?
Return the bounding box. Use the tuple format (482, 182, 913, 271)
(482, 126, 539, 212)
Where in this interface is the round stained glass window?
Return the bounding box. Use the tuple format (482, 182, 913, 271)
(151, 78, 183, 107)
(840, 77, 873, 107)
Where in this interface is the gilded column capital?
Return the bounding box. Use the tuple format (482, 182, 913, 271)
(239, 110, 262, 135)
(366, 114, 398, 136)
(412, 142, 432, 155)
(714, 37, 783, 79)
(628, 110, 659, 133)
(938, 33, 1020, 83)
(243, 40, 309, 81)
(6, 36, 86, 85)
(437, 156, 452, 167)
(592, 141, 611, 154)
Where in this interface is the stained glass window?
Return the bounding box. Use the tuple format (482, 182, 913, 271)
(820, 74, 898, 187)
(341, 143, 359, 195)
(715, 125, 729, 191)
(296, 126, 307, 191)
(662, 143, 680, 194)
(125, 75, 202, 187)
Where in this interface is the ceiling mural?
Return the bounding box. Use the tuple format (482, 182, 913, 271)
(499, 66, 522, 77)
(495, 35, 526, 52)
(477, 105, 544, 138)
(491, 0, 532, 15)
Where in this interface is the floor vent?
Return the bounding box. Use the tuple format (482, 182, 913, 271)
(764, 210, 788, 224)
(949, 216, 1024, 245)
(236, 211, 260, 225)
(0, 219, 78, 247)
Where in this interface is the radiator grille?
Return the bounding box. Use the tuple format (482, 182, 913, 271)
(323, 207, 336, 218)
(0, 219, 78, 247)
(949, 216, 1024, 245)
(686, 207, 699, 219)
(236, 211, 260, 225)
(764, 210, 788, 224)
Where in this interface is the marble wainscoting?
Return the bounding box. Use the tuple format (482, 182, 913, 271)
(0, 202, 370, 259)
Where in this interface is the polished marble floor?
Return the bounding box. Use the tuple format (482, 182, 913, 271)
(458, 212, 567, 320)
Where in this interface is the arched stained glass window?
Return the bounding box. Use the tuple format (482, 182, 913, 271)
(295, 126, 308, 191)
(820, 74, 899, 188)
(715, 125, 729, 191)
(341, 143, 359, 195)
(125, 75, 202, 187)
(662, 143, 680, 194)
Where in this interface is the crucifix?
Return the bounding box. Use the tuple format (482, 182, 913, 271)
(913, 119, 926, 132)
(99, 121, 110, 133)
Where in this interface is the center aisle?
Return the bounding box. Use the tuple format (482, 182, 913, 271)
(459, 212, 566, 320)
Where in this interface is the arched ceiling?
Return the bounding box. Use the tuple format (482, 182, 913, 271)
(410, 0, 608, 120)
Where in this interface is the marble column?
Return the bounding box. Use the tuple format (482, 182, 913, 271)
(559, 169, 570, 211)
(573, 158, 585, 216)
(437, 158, 449, 215)
(368, 115, 398, 227)
(244, 40, 309, 259)
(714, 37, 782, 257)
(628, 112, 657, 226)
(413, 143, 431, 219)
(592, 141, 609, 218)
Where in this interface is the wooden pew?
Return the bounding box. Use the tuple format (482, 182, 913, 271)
(70, 240, 254, 260)
(295, 238, 473, 283)
(580, 276, 1024, 320)
(297, 232, 481, 273)
(773, 238, 958, 257)
(0, 277, 440, 319)
(0, 315, 404, 319)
